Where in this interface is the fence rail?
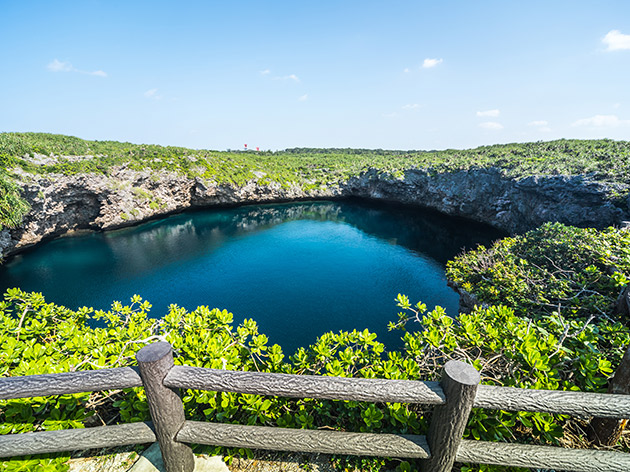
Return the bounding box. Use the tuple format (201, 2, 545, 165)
(0, 422, 156, 458)
(0, 366, 142, 400)
(474, 384, 630, 418)
(164, 365, 446, 404)
(1, 342, 629, 472)
(456, 439, 630, 472)
(177, 421, 431, 458)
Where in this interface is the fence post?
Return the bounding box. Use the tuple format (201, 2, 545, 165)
(423, 360, 480, 472)
(136, 342, 195, 472)
(588, 345, 630, 446)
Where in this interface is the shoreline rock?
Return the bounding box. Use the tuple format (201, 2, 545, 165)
(2, 166, 628, 259)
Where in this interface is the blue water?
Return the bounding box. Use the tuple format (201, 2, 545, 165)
(0, 200, 502, 353)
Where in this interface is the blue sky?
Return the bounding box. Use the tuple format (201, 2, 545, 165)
(1, 0, 629, 151)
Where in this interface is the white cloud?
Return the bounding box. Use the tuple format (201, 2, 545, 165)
(402, 104, 420, 109)
(47, 59, 73, 72)
(528, 120, 552, 132)
(47, 59, 107, 77)
(422, 58, 443, 68)
(383, 112, 398, 119)
(479, 121, 503, 130)
(263, 70, 300, 82)
(403, 68, 410, 73)
(613, 103, 621, 109)
(274, 74, 300, 82)
(144, 88, 162, 100)
(571, 114, 630, 127)
(477, 109, 500, 118)
(603, 30, 630, 51)
(298, 94, 308, 101)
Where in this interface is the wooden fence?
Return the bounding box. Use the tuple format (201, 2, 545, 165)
(1, 341, 630, 472)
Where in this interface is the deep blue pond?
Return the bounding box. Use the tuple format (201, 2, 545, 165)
(0, 200, 502, 353)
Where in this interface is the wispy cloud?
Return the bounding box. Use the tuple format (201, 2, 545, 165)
(144, 88, 162, 100)
(382, 112, 398, 119)
(603, 30, 630, 51)
(262, 70, 300, 82)
(47, 59, 73, 72)
(528, 120, 551, 132)
(298, 94, 308, 101)
(572, 114, 630, 127)
(403, 68, 411, 73)
(422, 58, 443, 68)
(479, 121, 503, 130)
(274, 74, 300, 82)
(477, 109, 500, 118)
(402, 104, 420, 110)
(47, 59, 107, 77)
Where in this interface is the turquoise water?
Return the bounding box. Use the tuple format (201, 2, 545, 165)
(0, 200, 502, 353)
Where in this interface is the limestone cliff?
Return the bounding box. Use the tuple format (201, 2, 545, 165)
(345, 168, 627, 233)
(1, 165, 628, 259)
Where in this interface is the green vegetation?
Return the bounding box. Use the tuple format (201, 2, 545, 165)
(1, 280, 629, 470)
(447, 223, 630, 321)
(3, 133, 630, 470)
(3, 132, 630, 183)
(2, 132, 630, 230)
(0, 173, 29, 231)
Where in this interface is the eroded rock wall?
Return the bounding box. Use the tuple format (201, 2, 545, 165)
(2, 166, 628, 259)
(345, 168, 627, 234)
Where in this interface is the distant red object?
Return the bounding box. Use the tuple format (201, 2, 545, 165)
(256, 147, 260, 151)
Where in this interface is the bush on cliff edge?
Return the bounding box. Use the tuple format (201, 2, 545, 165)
(1, 285, 629, 472)
(447, 222, 630, 322)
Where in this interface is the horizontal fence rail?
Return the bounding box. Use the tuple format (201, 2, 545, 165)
(177, 421, 431, 458)
(475, 384, 630, 418)
(1, 341, 630, 472)
(456, 439, 630, 472)
(164, 365, 446, 404)
(0, 422, 155, 458)
(0, 367, 142, 400)
(164, 366, 630, 419)
(4, 367, 629, 418)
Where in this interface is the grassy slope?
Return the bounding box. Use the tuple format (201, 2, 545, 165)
(3, 132, 630, 183)
(2, 132, 630, 230)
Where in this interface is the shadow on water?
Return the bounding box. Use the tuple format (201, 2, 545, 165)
(98, 199, 501, 272)
(0, 199, 504, 353)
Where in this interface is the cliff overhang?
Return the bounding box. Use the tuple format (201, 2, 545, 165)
(1, 165, 628, 259)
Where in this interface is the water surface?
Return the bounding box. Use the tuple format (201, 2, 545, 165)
(0, 200, 502, 352)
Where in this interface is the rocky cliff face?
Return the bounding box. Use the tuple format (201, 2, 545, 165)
(345, 168, 628, 233)
(1, 166, 628, 259)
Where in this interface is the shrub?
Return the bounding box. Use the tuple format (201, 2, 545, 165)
(447, 223, 630, 322)
(0, 170, 30, 231)
(2, 289, 629, 471)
